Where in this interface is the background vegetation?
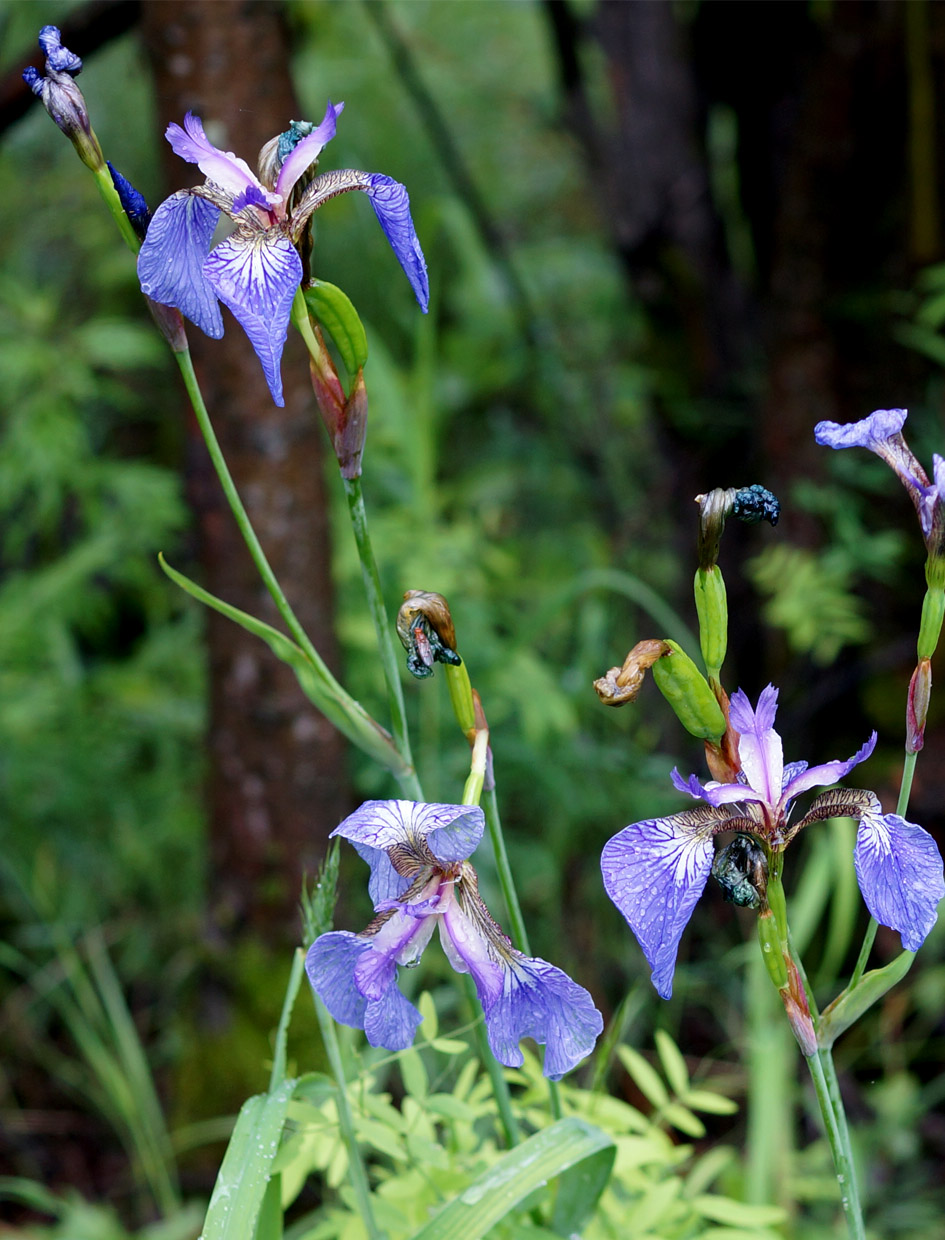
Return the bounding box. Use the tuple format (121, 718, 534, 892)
(2, 0, 945, 1236)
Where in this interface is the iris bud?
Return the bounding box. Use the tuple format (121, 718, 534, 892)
(907, 657, 932, 753)
(694, 565, 728, 680)
(651, 641, 727, 741)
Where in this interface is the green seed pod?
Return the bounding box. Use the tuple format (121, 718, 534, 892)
(757, 910, 788, 990)
(651, 640, 726, 741)
(694, 566, 728, 679)
(917, 585, 945, 660)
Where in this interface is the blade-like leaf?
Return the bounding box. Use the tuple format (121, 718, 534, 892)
(304, 281, 369, 380)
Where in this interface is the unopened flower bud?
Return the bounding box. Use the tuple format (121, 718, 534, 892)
(593, 639, 669, 706)
(907, 657, 932, 753)
(757, 909, 789, 990)
(695, 484, 779, 571)
(107, 162, 151, 242)
(651, 640, 727, 741)
(23, 27, 105, 173)
(694, 565, 728, 680)
(396, 590, 462, 679)
(917, 581, 945, 660)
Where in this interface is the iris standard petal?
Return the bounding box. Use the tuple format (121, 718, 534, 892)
(276, 100, 345, 201)
(351, 840, 409, 904)
(728, 685, 783, 804)
(137, 192, 224, 338)
(814, 408, 908, 451)
(203, 231, 302, 406)
(601, 809, 719, 998)
(166, 112, 277, 207)
(365, 175, 430, 312)
(854, 812, 945, 951)
(480, 958, 603, 1079)
(780, 732, 877, 806)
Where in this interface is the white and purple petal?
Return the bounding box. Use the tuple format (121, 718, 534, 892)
(729, 685, 783, 804)
(137, 191, 224, 338)
(780, 732, 877, 807)
(166, 112, 278, 207)
(601, 809, 720, 998)
(203, 231, 302, 406)
(480, 957, 603, 1079)
(331, 800, 484, 867)
(854, 812, 945, 951)
(276, 100, 345, 202)
(365, 175, 430, 312)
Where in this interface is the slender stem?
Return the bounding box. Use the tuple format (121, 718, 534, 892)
(805, 1049, 866, 1240)
(269, 948, 305, 1092)
(312, 996, 385, 1240)
(482, 787, 530, 954)
(342, 474, 420, 798)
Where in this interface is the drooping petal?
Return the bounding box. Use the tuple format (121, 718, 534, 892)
(305, 929, 423, 1051)
(275, 100, 345, 201)
(38, 25, 83, 73)
(137, 191, 224, 338)
(601, 807, 721, 998)
(780, 732, 877, 807)
(332, 800, 484, 869)
(203, 231, 302, 406)
(166, 112, 279, 208)
(365, 175, 430, 312)
(814, 408, 908, 452)
(854, 812, 945, 951)
(481, 957, 603, 1080)
(728, 685, 783, 804)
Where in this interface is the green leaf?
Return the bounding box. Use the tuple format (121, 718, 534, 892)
(418, 991, 439, 1041)
(400, 1048, 429, 1099)
(304, 281, 369, 378)
(654, 1029, 689, 1095)
(616, 1046, 669, 1108)
(818, 950, 916, 1047)
(661, 1102, 705, 1138)
(692, 1194, 788, 1227)
(406, 1117, 615, 1240)
(682, 1089, 739, 1116)
(201, 1080, 295, 1240)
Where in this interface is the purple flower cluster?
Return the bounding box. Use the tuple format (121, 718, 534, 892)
(137, 106, 428, 405)
(306, 800, 603, 1079)
(602, 686, 944, 998)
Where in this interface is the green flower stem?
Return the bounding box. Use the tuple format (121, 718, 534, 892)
(805, 1048, 866, 1240)
(342, 474, 421, 798)
(483, 786, 529, 955)
(173, 348, 411, 781)
(268, 948, 305, 1092)
(311, 992, 385, 1240)
(462, 729, 489, 807)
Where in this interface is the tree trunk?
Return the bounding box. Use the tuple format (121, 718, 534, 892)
(140, 0, 348, 942)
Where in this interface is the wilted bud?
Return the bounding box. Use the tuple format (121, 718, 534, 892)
(712, 834, 767, 908)
(23, 27, 105, 173)
(107, 161, 151, 242)
(145, 298, 188, 353)
(695, 483, 779, 571)
(907, 657, 932, 753)
(781, 957, 817, 1057)
(593, 639, 669, 706)
(396, 591, 462, 679)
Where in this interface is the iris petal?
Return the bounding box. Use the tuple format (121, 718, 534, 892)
(166, 112, 276, 206)
(780, 732, 876, 806)
(366, 174, 430, 312)
(854, 812, 945, 951)
(276, 100, 345, 201)
(332, 800, 484, 867)
(203, 232, 302, 407)
(137, 191, 223, 338)
(481, 958, 603, 1080)
(814, 408, 908, 451)
(601, 809, 719, 998)
(728, 685, 783, 804)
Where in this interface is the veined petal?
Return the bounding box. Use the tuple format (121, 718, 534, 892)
(854, 812, 945, 951)
(304, 929, 423, 1052)
(351, 840, 410, 904)
(365, 175, 429, 311)
(167, 112, 279, 208)
(137, 191, 223, 338)
(275, 100, 344, 201)
(780, 732, 876, 807)
(601, 807, 721, 998)
(332, 800, 484, 868)
(481, 957, 603, 1079)
(729, 685, 782, 804)
(203, 231, 302, 406)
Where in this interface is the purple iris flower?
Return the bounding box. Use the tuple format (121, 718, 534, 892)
(137, 105, 428, 406)
(601, 685, 944, 998)
(306, 800, 603, 1079)
(815, 408, 945, 543)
